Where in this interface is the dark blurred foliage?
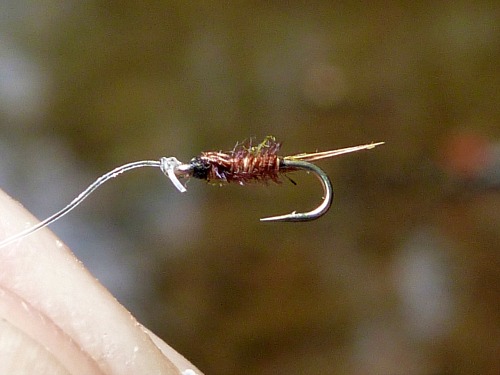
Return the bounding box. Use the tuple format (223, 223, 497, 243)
(1, 1, 499, 374)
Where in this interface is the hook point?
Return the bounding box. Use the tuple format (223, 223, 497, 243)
(259, 160, 333, 222)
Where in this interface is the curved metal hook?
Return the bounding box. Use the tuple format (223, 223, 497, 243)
(260, 159, 333, 222)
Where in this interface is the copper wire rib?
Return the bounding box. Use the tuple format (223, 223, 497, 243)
(189, 136, 282, 184)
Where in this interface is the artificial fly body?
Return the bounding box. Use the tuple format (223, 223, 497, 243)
(0, 137, 384, 248)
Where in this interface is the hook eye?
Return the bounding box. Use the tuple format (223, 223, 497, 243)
(160, 157, 191, 193)
(260, 160, 333, 222)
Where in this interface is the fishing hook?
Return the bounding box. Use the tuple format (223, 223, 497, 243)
(166, 138, 383, 222)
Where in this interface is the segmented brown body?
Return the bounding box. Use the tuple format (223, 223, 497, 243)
(189, 138, 283, 184)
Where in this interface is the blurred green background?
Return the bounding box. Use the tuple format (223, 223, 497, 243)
(1, 2, 499, 374)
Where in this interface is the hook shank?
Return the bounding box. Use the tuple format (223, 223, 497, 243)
(260, 160, 333, 222)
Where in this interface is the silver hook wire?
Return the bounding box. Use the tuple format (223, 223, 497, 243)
(260, 159, 333, 222)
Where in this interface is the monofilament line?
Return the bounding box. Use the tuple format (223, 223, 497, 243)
(0, 160, 162, 249)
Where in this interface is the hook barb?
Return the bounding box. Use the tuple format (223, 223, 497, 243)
(260, 160, 333, 222)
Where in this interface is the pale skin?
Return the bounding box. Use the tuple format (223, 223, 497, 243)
(0, 189, 202, 375)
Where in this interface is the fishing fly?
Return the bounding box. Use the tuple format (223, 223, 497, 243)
(0, 137, 383, 248)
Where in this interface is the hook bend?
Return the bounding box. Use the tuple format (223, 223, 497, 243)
(260, 159, 333, 222)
